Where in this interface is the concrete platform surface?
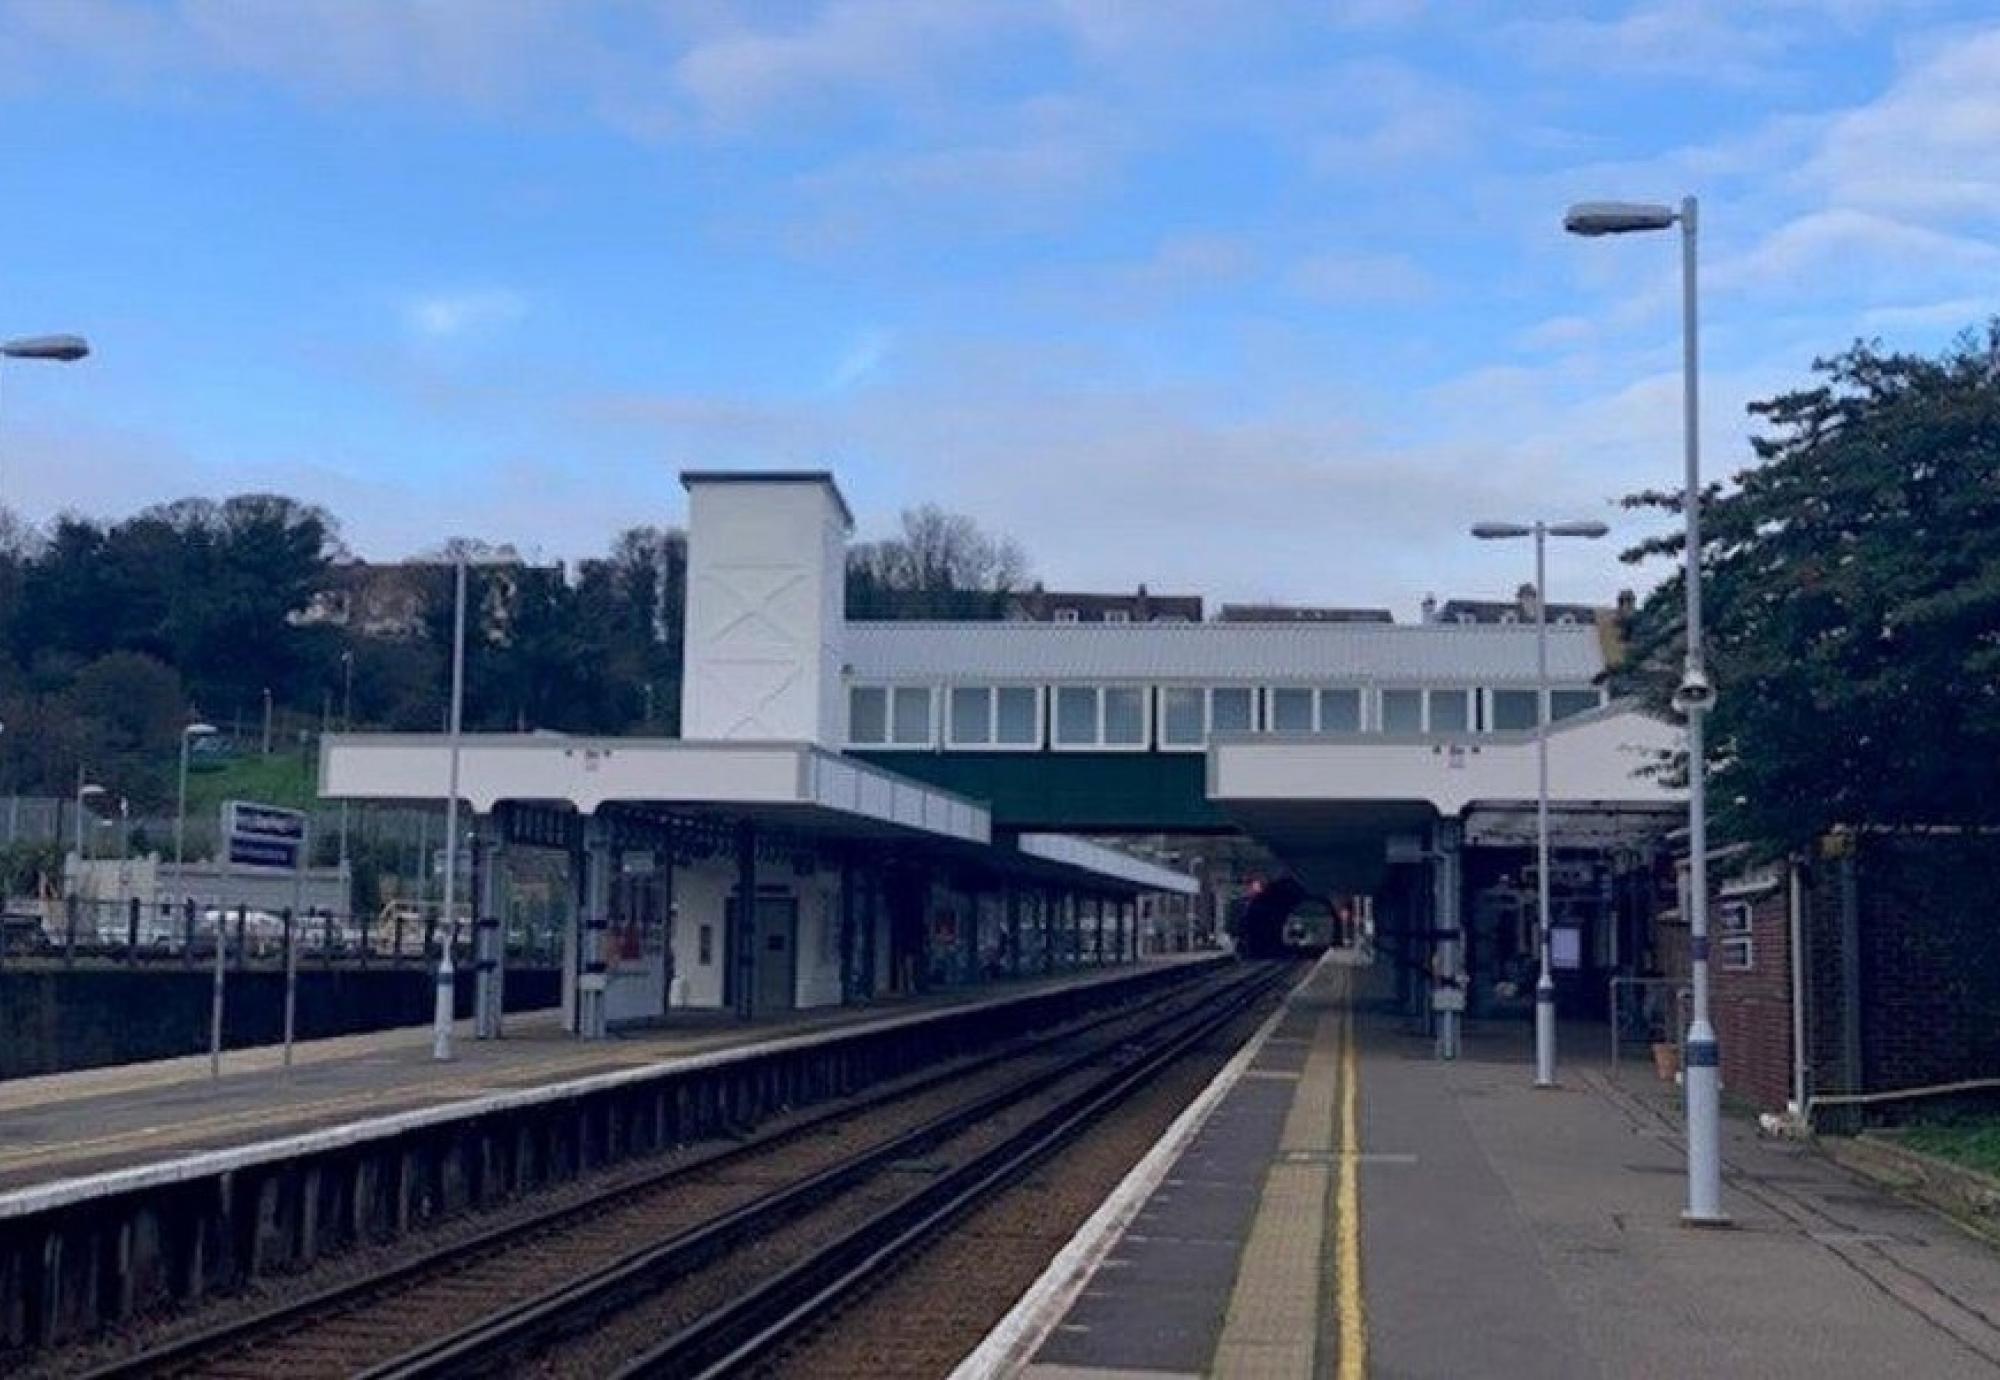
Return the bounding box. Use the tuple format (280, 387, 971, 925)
(0, 959, 1203, 1197)
(974, 952, 2000, 1379)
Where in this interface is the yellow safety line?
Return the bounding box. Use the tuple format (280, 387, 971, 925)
(1336, 974, 1367, 1380)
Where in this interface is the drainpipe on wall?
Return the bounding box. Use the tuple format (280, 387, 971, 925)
(1788, 859, 1808, 1119)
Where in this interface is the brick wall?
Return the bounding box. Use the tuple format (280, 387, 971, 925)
(1852, 835, 2000, 1095)
(1710, 885, 1794, 1111)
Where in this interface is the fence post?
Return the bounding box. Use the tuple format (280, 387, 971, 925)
(210, 903, 227, 1079)
(322, 907, 336, 966)
(282, 907, 298, 1068)
(234, 904, 248, 968)
(362, 907, 374, 967)
(183, 897, 198, 967)
(393, 907, 406, 968)
(126, 896, 141, 964)
(63, 895, 78, 967)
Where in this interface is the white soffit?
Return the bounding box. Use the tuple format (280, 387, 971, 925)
(321, 735, 989, 846)
(1206, 705, 1683, 816)
(1017, 833, 1200, 895)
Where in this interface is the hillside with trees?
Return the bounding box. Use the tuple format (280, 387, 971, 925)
(0, 498, 1027, 813)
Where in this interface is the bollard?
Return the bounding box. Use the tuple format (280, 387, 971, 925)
(63, 894, 78, 967)
(282, 907, 299, 1068)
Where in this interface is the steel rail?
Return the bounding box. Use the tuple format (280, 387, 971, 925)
(78, 966, 1233, 1380)
(620, 963, 1289, 1379)
(359, 965, 1285, 1380)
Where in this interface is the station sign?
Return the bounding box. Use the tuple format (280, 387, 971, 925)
(222, 800, 307, 871)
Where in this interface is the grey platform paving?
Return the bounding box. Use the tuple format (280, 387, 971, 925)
(1006, 952, 2000, 1378)
(0, 959, 1200, 1195)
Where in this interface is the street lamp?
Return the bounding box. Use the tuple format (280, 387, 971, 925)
(1, 333, 90, 511)
(1472, 518, 1609, 1090)
(74, 781, 105, 864)
(1, 334, 90, 363)
(338, 650, 354, 872)
(175, 723, 220, 881)
(434, 550, 510, 1059)
(1565, 192, 1725, 1224)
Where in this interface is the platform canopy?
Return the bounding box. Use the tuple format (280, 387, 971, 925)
(323, 734, 990, 844)
(321, 733, 1196, 897)
(1204, 703, 1684, 890)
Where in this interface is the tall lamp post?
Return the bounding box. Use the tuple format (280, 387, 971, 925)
(1471, 518, 1609, 1089)
(338, 650, 354, 873)
(433, 551, 504, 1061)
(175, 723, 220, 885)
(73, 780, 105, 867)
(1565, 194, 1724, 1224)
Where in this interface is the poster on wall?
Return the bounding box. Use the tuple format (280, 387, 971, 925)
(1551, 926, 1583, 971)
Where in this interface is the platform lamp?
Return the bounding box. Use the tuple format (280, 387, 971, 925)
(73, 781, 105, 868)
(175, 723, 220, 880)
(1470, 519, 1607, 1090)
(1564, 194, 1724, 1226)
(433, 548, 512, 1061)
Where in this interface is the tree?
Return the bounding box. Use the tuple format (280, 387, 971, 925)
(1615, 324, 2000, 852)
(847, 504, 1031, 619)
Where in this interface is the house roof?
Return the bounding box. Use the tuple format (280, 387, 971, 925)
(844, 620, 1606, 685)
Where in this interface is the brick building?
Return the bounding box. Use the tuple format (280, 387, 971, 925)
(1651, 831, 2000, 1125)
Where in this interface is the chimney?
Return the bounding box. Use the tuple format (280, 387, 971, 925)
(1616, 588, 1637, 619)
(1517, 582, 1539, 620)
(1420, 593, 1437, 624)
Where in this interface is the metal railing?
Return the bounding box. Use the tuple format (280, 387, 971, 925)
(1607, 975, 1691, 1072)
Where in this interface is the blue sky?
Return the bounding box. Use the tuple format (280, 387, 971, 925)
(1, 0, 1996, 612)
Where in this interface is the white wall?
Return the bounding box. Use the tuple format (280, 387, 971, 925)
(1210, 706, 1683, 813)
(795, 864, 844, 1009)
(681, 477, 850, 746)
(672, 859, 734, 1010)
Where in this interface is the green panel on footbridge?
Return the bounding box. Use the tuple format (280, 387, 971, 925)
(851, 751, 1227, 832)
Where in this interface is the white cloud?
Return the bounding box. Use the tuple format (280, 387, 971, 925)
(404, 289, 527, 340)
(829, 328, 893, 392)
(1509, 0, 1790, 83)
(1289, 250, 1435, 305)
(1515, 315, 1597, 353)
(1717, 209, 2000, 299)
(671, 0, 1016, 130)
(1804, 26, 2000, 221)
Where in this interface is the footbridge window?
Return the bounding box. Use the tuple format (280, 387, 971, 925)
(1428, 688, 1472, 734)
(849, 685, 934, 748)
(1381, 687, 1424, 734)
(947, 685, 1042, 748)
(1053, 684, 1151, 750)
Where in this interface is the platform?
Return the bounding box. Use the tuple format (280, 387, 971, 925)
(0, 957, 1207, 1199)
(967, 951, 2000, 1379)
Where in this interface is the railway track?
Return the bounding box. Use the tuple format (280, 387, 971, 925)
(74, 962, 1285, 1380)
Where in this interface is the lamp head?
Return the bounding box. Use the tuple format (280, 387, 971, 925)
(1471, 522, 1533, 540)
(1549, 520, 1610, 539)
(184, 722, 219, 738)
(1, 334, 90, 362)
(78, 783, 105, 800)
(1563, 201, 1678, 237)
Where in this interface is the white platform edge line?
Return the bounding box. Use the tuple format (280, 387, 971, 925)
(0, 957, 1222, 1222)
(946, 953, 1325, 1380)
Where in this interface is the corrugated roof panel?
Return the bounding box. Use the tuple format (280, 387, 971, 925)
(844, 621, 1604, 685)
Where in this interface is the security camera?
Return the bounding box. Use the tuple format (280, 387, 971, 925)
(1672, 668, 1715, 714)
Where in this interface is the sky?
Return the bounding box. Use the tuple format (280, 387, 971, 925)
(1, 0, 1997, 615)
